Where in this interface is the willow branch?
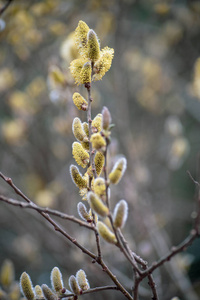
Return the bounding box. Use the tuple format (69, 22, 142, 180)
(61, 285, 119, 298)
(0, 0, 13, 15)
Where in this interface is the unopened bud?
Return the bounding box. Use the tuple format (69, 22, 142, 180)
(68, 275, 81, 295)
(76, 269, 90, 291)
(113, 200, 128, 229)
(51, 267, 63, 293)
(20, 272, 35, 300)
(87, 191, 109, 217)
(77, 202, 92, 221)
(109, 157, 127, 184)
(102, 106, 112, 130)
(34, 285, 44, 299)
(0, 259, 14, 288)
(97, 221, 117, 244)
(42, 284, 57, 300)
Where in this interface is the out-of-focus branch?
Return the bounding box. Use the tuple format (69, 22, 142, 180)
(0, 0, 13, 16)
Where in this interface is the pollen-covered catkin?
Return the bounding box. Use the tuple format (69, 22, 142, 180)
(76, 269, 90, 291)
(113, 200, 128, 229)
(90, 132, 106, 151)
(72, 117, 88, 142)
(68, 275, 81, 295)
(72, 93, 88, 111)
(80, 62, 92, 84)
(0, 259, 14, 288)
(20, 272, 35, 300)
(70, 165, 87, 189)
(50, 267, 63, 293)
(92, 113, 102, 133)
(77, 202, 92, 221)
(87, 29, 100, 62)
(94, 151, 105, 176)
(42, 284, 57, 300)
(97, 221, 117, 244)
(87, 191, 109, 217)
(109, 157, 127, 184)
(93, 177, 106, 198)
(72, 142, 89, 168)
(74, 20, 89, 57)
(34, 285, 44, 299)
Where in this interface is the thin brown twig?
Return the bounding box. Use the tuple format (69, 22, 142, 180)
(61, 285, 119, 298)
(0, 0, 13, 15)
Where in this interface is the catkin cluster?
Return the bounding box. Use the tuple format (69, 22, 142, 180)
(20, 267, 89, 300)
(70, 21, 129, 245)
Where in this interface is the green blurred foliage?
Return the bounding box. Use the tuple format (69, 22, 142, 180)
(1, 0, 200, 299)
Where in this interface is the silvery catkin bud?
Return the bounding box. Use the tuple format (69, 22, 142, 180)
(68, 275, 81, 295)
(72, 92, 88, 111)
(87, 29, 100, 62)
(34, 285, 44, 299)
(42, 284, 57, 300)
(113, 200, 128, 229)
(20, 272, 35, 300)
(97, 221, 117, 244)
(102, 106, 112, 131)
(109, 157, 127, 184)
(77, 202, 92, 221)
(87, 191, 109, 217)
(50, 267, 63, 293)
(72, 117, 88, 142)
(0, 259, 14, 288)
(76, 269, 90, 291)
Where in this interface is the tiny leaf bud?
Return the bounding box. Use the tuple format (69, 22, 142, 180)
(109, 157, 127, 184)
(113, 200, 128, 229)
(70, 165, 87, 189)
(72, 142, 89, 168)
(42, 284, 57, 300)
(97, 221, 117, 244)
(90, 132, 106, 151)
(102, 106, 112, 130)
(77, 202, 92, 221)
(87, 29, 100, 62)
(72, 117, 87, 142)
(68, 275, 81, 295)
(87, 191, 109, 217)
(76, 269, 90, 291)
(72, 93, 88, 111)
(20, 272, 35, 300)
(51, 267, 63, 293)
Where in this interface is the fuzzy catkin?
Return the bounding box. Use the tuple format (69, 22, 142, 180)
(68, 275, 81, 295)
(97, 221, 117, 244)
(50, 267, 63, 292)
(87, 191, 109, 217)
(20, 272, 35, 300)
(42, 284, 57, 300)
(76, 269, 90, 291)
(113, 200, 128, 229)
(87, 29, 100, 62)
(109, 157, 127, 184)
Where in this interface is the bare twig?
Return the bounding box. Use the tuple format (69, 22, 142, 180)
(61, 285, 119, 298)
(0, 0, 13, 16)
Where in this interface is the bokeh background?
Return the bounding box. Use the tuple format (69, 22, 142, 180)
(1, 0, 200, 299)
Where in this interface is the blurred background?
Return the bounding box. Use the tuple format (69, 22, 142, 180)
(0, 0, 200, 299)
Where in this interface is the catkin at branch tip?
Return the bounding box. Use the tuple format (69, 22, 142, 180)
(97, 221, 117, 244)
(87, 191, 109, 217)
(20, 272, 35, 300)
(50, 267, 63, 292)
(42, 284, 57, 300)
(76, 269, 90, 291)
(68, 275, 81, 295)
(113, 200, 128, 229)
(109, 157, 127, 184)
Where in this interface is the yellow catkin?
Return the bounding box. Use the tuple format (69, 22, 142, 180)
(68, 275, 81, 295)
(93, 177, 106, 198)
(74, 20, 90, 57)
(92, 113, 102, 133)
(82, 122, 89, 137)
(81, 140, 90, 151)
(72, 142, 89, 168)
(76, 269, 90, 291)
(97, 221, 117, 244)
(193, 57, 200, 98)
(50, 267, 63, 293)
(80, 62, 92, 84)
(70, 165, 87, 189)
(87, 29, 100, 62)
(34, 285, 44, 299)
(41, 284, 57, 300)
(87, 191, 109, 217)
(72, 92, 88, 111)
(93, 47, 114, 81)
(69, 58, 87, 85)
(72, 117, 88, 142)
(20, 272, 35, 300)
(49, 65, 66, 87)
(90, 132, 106, 151)
(77, 202, 92, 221)
(0, 259, 14, 288)
(113, 200, 128, 229)
(94, 151, 105, 176)
(109, 157, 127, 184)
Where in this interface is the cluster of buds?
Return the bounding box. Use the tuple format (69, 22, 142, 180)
(20, 267, 90, 300)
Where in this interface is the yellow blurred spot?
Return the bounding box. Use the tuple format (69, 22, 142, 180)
(0, 68, 16, 92)
(9, 91, 38, 116)
(60, 33, 79, 63)
(154, 3, 170, 15)
(35, 189, 55, 207)
(26, 77, 46, 98)
(193, 57, 200, 99)
(49, 22, 66, 36)
(2, 119, 26, 145)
